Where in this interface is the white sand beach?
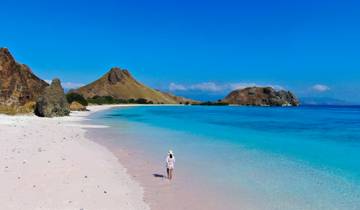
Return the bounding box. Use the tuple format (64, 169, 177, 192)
(0, 105, 149, 210)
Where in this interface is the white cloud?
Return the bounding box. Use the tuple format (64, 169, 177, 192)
(168, 82, 284, 92)
(169, 82, 187, 91)
(312, 84, 330, 92)
(45, 79, 84, 89)
(190, 82, 225, 92)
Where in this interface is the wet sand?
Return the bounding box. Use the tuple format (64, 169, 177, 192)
(85, 113, 250, 210)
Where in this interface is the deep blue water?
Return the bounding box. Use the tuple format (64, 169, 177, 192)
(93, 105, 360, 210)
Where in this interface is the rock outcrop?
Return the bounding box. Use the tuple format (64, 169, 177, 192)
(0, 48, 48, 108)
(222, 87, 299, 106)
(71, 67, 193, 104)
(35, 79, 70, 117)
(69, 101, 87, 111)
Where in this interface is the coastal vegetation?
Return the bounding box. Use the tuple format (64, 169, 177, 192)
(86, 95, 154, 105)
(66, 92, 88, 106)
(194, 100, 229, 106)
(66, 93, 156, 105)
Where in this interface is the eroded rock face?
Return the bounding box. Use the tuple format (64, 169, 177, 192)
(35, 79, 70, 117)
(0, 48, 48, 107)
(107, 67, 130, 85)
(223, 87, 299, 106)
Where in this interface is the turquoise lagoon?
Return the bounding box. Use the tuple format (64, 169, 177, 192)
(91, 105, 360, 210)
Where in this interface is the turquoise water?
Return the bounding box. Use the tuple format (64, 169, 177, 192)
(92, 105, 360, 210)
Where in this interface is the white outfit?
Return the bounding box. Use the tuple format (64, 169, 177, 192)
(166, 156, 175, 169)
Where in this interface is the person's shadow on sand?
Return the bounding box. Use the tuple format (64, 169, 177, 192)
(152, 173, 165, 178)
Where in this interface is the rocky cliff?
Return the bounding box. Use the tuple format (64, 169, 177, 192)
(0, 48, 48, 107)
(223, 87, 299, 106)
(72, 67, 193, 104)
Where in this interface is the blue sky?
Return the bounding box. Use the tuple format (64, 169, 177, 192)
(1, 0, 359, 102)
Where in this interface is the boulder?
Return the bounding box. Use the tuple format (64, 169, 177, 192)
(69, 101, 88, 111)
(34, 79, 70, 117)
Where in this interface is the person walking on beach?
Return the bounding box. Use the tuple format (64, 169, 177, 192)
(166, 150, 175, 180)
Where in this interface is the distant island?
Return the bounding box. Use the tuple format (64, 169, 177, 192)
(222, 87, 299, 106)
(0, 47, 300, 116)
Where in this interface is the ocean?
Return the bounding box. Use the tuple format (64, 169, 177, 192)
(90, 105, 360, 210)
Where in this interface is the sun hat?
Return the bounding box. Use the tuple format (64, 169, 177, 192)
(168, 150, 174, 155)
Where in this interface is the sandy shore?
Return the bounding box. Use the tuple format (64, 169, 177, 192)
(0, 105, 149, 210)
(86, 106, 241, 210)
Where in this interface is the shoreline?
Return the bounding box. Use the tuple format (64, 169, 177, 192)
(0, 105, 149, 210)
(86, 128, 224, 210)
(2, 104, 359, 210)
(84, 105, 247, 210)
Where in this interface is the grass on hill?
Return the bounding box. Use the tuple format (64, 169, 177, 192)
(0, 102, 36, 115)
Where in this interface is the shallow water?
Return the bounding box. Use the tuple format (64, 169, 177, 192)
(90, 105, 360, 210)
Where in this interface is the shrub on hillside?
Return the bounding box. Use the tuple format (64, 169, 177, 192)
(66, 93, 88, 106)
(87, 96, 154, 105)
(194, 101, 229, 106)
(87, 95, 114, 105)
(135, 98, 152, 104)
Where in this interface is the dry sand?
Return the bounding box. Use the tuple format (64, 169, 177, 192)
(0, 105, 149, 210)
